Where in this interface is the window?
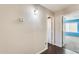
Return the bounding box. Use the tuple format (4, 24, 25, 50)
(65, 23, 77, 32)
(64, 18, 79, 37)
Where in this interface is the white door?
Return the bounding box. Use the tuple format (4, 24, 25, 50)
(47, 17, 54, 44)
(47, 18, 52, 44)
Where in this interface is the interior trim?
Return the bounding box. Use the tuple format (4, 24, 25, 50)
(36, 47, 48, 54)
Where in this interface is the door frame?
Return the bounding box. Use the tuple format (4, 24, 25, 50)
(62, 16, 64, 47)
(51, 16, 55, 45)
(47, 16, 55, 45)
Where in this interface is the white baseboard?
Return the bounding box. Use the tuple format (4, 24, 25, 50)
(36, 47, 48, 54)
(64, 49, 78, 54)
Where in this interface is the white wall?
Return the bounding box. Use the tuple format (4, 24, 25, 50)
(54, 5, 79, 47)
(54, 14, 63, 47)
(0, 4, 54, 53)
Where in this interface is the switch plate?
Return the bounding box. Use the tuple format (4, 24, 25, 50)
(19, 17, 24, 22)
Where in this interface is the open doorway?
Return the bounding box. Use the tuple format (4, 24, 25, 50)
(62, 13, 79, 53)
(47, 16, 54, 45)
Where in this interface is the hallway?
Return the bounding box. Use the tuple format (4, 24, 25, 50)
(0, 4, 78, 54)
(0, 0, 79, 59)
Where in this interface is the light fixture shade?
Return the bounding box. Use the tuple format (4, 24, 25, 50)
(48, 17, 51, 19)
(34, 9, 38, 15)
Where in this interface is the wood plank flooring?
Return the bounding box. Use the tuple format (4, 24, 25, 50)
(41, 43, 65, 54)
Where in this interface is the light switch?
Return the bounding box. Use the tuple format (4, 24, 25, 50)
(19, 17, 24, 22)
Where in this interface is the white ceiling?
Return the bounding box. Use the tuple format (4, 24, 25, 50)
(41, 4, 73, 12)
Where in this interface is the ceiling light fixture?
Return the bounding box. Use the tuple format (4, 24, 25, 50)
(34, 9, 38, 15)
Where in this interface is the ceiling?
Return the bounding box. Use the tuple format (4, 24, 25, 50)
(41, 4, 73, 12)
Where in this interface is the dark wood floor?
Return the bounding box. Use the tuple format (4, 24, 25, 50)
(41, 43, 65, 54)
